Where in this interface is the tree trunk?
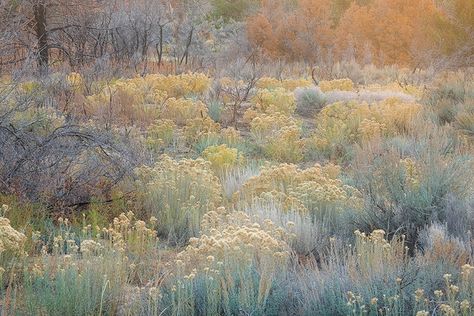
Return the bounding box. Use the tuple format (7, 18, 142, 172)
(33, 1, 48, 75)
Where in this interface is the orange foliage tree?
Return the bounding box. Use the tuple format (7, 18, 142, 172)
(247, 0, 333, 63)
(246, 0, 472, 68)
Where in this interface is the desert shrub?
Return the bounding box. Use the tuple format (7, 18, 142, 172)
(86, 78, 166, 127)
(0, 206, 27, 281)
(145, 119, 178, 153)
(249, 112, 299, 142)
(207, 99, 223, 122)
(85, 73, 210, 127)
(182, 116, 221, 145)
(454, 103, 474, 139)
(202, 144, 244, 173)
(161, 98, 209, 126)
(418, 223, 471, 267)
(319, 78, 354, 92)
(220, 164, 260, 199)
(235, 163, 362, 225)
(257, 77, 312, 91)
(294, 86, 327, 116)
(144, 73, 211, 98)
(249, 113, 304, 162)
(324, 89, 416, 105)
(264, 125, 304, 162)
(424, 71, 474, 125)
(220, 127, 243, 146)
(165, 207, 291, 315)
(240, 200, 332, 255)
(20, 261, 116, 316)
(311, 99, 422, 159)
(5, 211, 160, 316)
(135, 155, 222, 243)
(252, 88, 296, 115)
(351, 138, 474, 249)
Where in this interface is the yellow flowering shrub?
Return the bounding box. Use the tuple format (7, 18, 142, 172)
(86, 77, 165, 127)
(182, 117, 220, 144)
(250, 112, 300, 143)
(171, 207, 290, 313)
(312, 99, 422, 153)
(319, 78, 354, 92)
(135, 155, 222, 242)
(220, 127, 243, 146)
(202, 144, 243, 172)
(264, 125, 304, 162)
(99, 211, 158, 256)
(249, 113, 303, 162)
(177, 207, 290, 273)
(145, 73, 210, 97)
(257, 77, 312, 91)
(400, 158, 420, 189)
(252, 88, 296, 115)
(161, 98, 209, 126)
(85, 73, 210, 126)
(146, 119, 177, 151)
(67, 72, 84, 92)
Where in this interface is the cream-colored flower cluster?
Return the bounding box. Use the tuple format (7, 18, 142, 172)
(257, 77, 312, 91)
(169, 207, 291, 313)
(0, 214, 26, 256)
(176, 207, 290, 272)
(235, 163, 362, 216)
(319, 78, 354, 92)
(100, 211, 158, 255)
(136, 155, 222, 239)
(66, 72, 84, 92)
(350, 229, 408, 280)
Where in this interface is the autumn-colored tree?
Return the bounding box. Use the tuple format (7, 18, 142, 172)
(247, 0, 333, 63)
(335, 0, 440, 66)
(429, 0, 474, 68)
(247, 0, 472, 68)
